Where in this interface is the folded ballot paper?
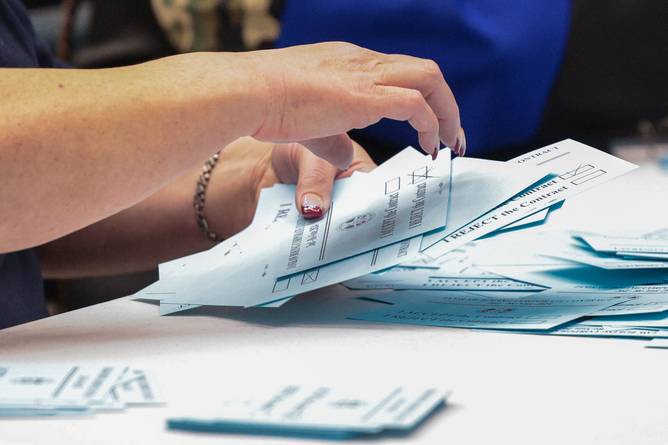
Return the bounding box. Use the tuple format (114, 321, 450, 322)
(167, 383, 447, 439)
(0, 364, 162, 416)
(135, 139, 638, 315)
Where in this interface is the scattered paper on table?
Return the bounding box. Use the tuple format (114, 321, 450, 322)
(349, 290, 625, 330)
(0, 365, 162, 417)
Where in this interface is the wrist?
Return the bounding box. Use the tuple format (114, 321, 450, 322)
(236, 49, 286, 141)
(146, 52, 269, 143)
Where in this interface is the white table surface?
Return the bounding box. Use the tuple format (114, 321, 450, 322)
(2, 164, 668, 445)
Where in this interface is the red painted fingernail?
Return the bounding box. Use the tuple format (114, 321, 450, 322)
(301, 194, 324, 219)
(452, 136, 462, 156)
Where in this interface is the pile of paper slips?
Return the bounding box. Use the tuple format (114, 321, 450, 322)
(346, 226, 668, 345)
(136, 139, 639, 316)
(167, 383, 447, 440)
(0, 364, 161, 416)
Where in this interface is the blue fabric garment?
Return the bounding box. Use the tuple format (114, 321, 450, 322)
(0, 0, 60, 329)
(278, 0, 571, 156)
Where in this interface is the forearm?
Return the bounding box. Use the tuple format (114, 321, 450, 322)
(36, 137, 272, 278)
(0, 52, 264, 253)
(35, 168, 207, 278)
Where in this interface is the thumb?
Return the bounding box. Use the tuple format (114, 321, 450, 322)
(300, 133, 354, 171)
(294, 148, 339, 219)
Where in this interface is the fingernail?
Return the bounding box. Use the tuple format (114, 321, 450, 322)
(432, 136, 440, 160)
(459, 127, 467, 156)
(451, 135, 462, 156)
(301, 193, 324, 219)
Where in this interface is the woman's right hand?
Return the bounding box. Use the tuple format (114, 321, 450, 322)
(242, 42, 465, 169)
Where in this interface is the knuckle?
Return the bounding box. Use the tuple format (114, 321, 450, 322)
(406, 90, 425, 109)
(422, 59, 442, 80)
(300, 168, 332, 188)
(428, 113, 439, 131)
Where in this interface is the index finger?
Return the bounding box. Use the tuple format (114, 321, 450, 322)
(377, 55, 462, 150)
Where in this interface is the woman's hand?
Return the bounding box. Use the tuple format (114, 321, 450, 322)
(242, 42, 465, 169)
(1, 41, 462, 253)
(205, 137, 376, 240)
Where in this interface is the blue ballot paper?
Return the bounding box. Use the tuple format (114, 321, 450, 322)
(583, 310, 668, 329)
(543, 241, 668, 270)
(349, 290, 626, 330)
(646, 339, 668, 349)
(506, 323, 668, 339)
(344, 266, 547, 292)
(577, 233, 668, 254)
(167, 384, 447, 439)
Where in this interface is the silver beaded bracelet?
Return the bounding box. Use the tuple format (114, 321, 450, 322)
(193, 151, 221, 243)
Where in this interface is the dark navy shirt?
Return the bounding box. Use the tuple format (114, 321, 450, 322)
(0, 0, 61, 329)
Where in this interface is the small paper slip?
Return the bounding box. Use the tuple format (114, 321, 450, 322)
(646, 339, 668, 349)
(543, 242, 668, 270)
(167, 384, 447, 439)
(0, 365, 162, 417)
(557, 285, 668, 316)
(577, 233, 668, 254)
(540, 324, 668, 339)
(344, 267, 546, 292)
(585, 310, 668, 329)
(480, 262, 667, 291)
(0, 365, 125, 411)
(618, 251, 668, 261)
(349, 290, 626, 330)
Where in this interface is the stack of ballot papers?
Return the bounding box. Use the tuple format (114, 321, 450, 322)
(138, 144, 454, 313)
(0, 364, 162, 416)
(136, 139, 640, 316)
(348, 226, 668, 341)
(167, 383, 447, 440)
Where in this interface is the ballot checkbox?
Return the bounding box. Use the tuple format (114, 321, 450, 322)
(409, 166, 433, 184)
(301, 269, 320, 285)
(559, 163, 594, 180)
(272, 277, 291, 293)
(571, 169, 607, 185)
(384, 177, 401, 194)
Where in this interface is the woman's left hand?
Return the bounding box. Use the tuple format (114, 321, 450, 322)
(36, 136, 375, 277)
(206, 137, 376, 240)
